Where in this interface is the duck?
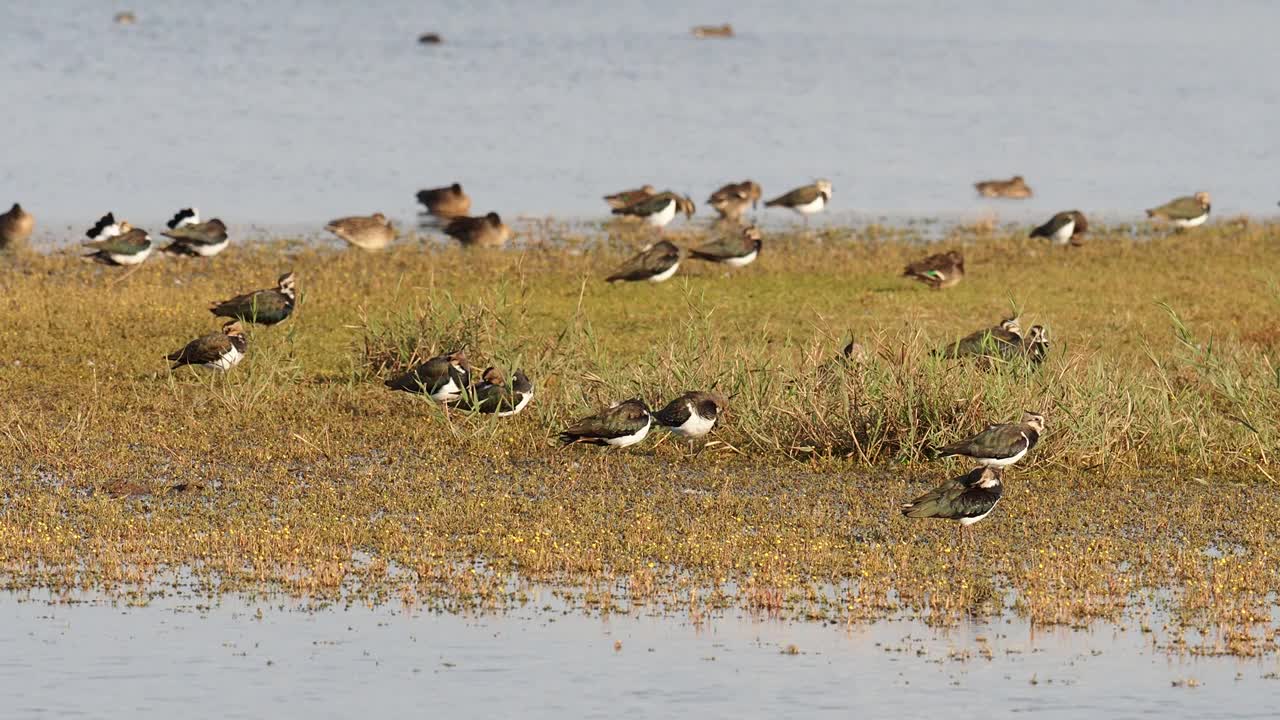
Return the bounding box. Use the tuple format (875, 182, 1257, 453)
(326, 213, 394, 250)
(606, 240, 681, 283)
(902, 250, 965, 289)
(691, 24, 734, 38)
(416, 183, 471, 218)
(0, 203, 35, 250)
(443, 212, 511, 248)
(974, 175, 1032, 198)
(707, 180, 762, 223)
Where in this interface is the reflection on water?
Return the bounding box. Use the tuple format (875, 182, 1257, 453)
(1, 590, 1277, 718)
(3, 1, 1280, 233)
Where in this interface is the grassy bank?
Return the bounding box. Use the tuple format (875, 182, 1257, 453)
(0, 220, 1277, 651)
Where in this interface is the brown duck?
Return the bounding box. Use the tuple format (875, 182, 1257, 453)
(416, 183, 471, 218)
(444, 212, 511, 248)
(707, 180, 762, 223)
(902, 250, 965, 289)
(326, 213, 395, 250)
(974, 175, 1032, 199)
(0, 203, 34, 250)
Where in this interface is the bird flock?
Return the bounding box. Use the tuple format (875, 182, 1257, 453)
(0, 177, 1225, 539)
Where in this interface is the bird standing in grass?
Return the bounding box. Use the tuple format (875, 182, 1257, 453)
(167, 321, 247, 371)
(606, 240, 681, 283)
(707, 180, 762, 223)
(902, 467, 1004, 556)
(0, 203, 34, 251)
(454, 367, 534, 417)
(161, 208, 229, 257)
(687, 225, 761, 268)
(209, 272, 296, 326)
(385, 350, 472, 402)
(559, 399, 652, 447)
(326, 213, 395, 250)
(1146, 192, 1211, 228)
(931, 412, 1046, 468)
(765, 180, 831, 224)
(654, 391, 726, 452)
(902, 250, 965, 289)
(1030, 210, 1088, 246)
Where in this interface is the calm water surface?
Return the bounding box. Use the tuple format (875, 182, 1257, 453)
(2, 592, 1278, 718)
(3, 1, 1279, 237)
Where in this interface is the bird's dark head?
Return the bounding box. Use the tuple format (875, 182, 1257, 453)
(485, 212, 502, 224)
(977, 467, 1002, 488)
(480, 366, 504, 385)
(222, 321, 245, 338)
(999, 316, 1023, 336)
(511, 369, 533, 392)
(1021, 411, 1046, 433)
(276, 271, 297, 296)
(451, 182, 463, 192)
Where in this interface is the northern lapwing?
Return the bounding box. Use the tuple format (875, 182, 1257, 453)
(606, 240, 681, 283)
(974, 175, 1032, 199)
(604, 185, 656, 210)
(1146, 192, 1211, 228)
(937, 316, 1023, 360)
(688, 225, 761, 268)
(612, 192, 695, 229)
(326, 212, 395, 250)
(707, 180, 762, 223)
(0, 203, 34, 251)
(765, 180, 831, 222)
(930, 412, 1046, 468)
(209, 271, 296, 326)
(416, 183, 471, 218)
(385, 349, 471, 402)
(161, 208, 229, 257)
(691, 23, 734, 38)
(444, 212, 511, 248)
(902, 467, 1005, 556)
(83, 213, 153, 265)
(1021, 325, 1051, 365)
(167, 321, 247, 371)
(559, 399, 652, 448)
(455, 367, 534, 417)
(902, 250, 965, 289)
(1030, 210, 1088, 246)
(654, 391, 726, 451)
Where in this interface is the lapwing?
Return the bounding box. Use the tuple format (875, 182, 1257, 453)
(974, 175, 1032, 199)
(604, 185, 656, 210)
(765, 180, 831, 222)
(167, 321, 247, 371)
(444, 212, 511, 248)
(455, 367, 534, 417)
(902, 466, 1005, 555)
(161, 208, 229, 257)
(559, 399, 652, 448)
(707, 180, 762, 223)
(902, 250, 965, 289)
(209, 271, 296, 326)
(688, 225, 761, 268)
(654, 391, 727, 448)
(416, 183, 471, 218)
(606, 240, 681, 283)
(611, 192, 695, 229)
(0, 203, 34, 251)
(326, 212, 395, 250)
(937, 316, 1023, 360)
(1146, 192, 1211, 228)
(1030, 210, 1088, 246)
(1021, 325, 1051, 365)
(691, 23, 734, 38)
(385, 349, 471, 402)
(83, 213, 153, 265)
(930, 412, 1046, 468)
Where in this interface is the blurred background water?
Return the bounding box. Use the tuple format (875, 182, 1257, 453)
(2, 1, 1278, 235)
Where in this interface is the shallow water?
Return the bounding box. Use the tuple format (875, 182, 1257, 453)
(2, 591, 1278, 718)
(4, 1, 1279, 236)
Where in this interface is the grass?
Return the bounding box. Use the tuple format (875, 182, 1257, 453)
(0, 219, 1278, 654)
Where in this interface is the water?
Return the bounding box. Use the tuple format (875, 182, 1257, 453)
(3, 1, 1279, 238)
(2, 591, 1277, 718)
